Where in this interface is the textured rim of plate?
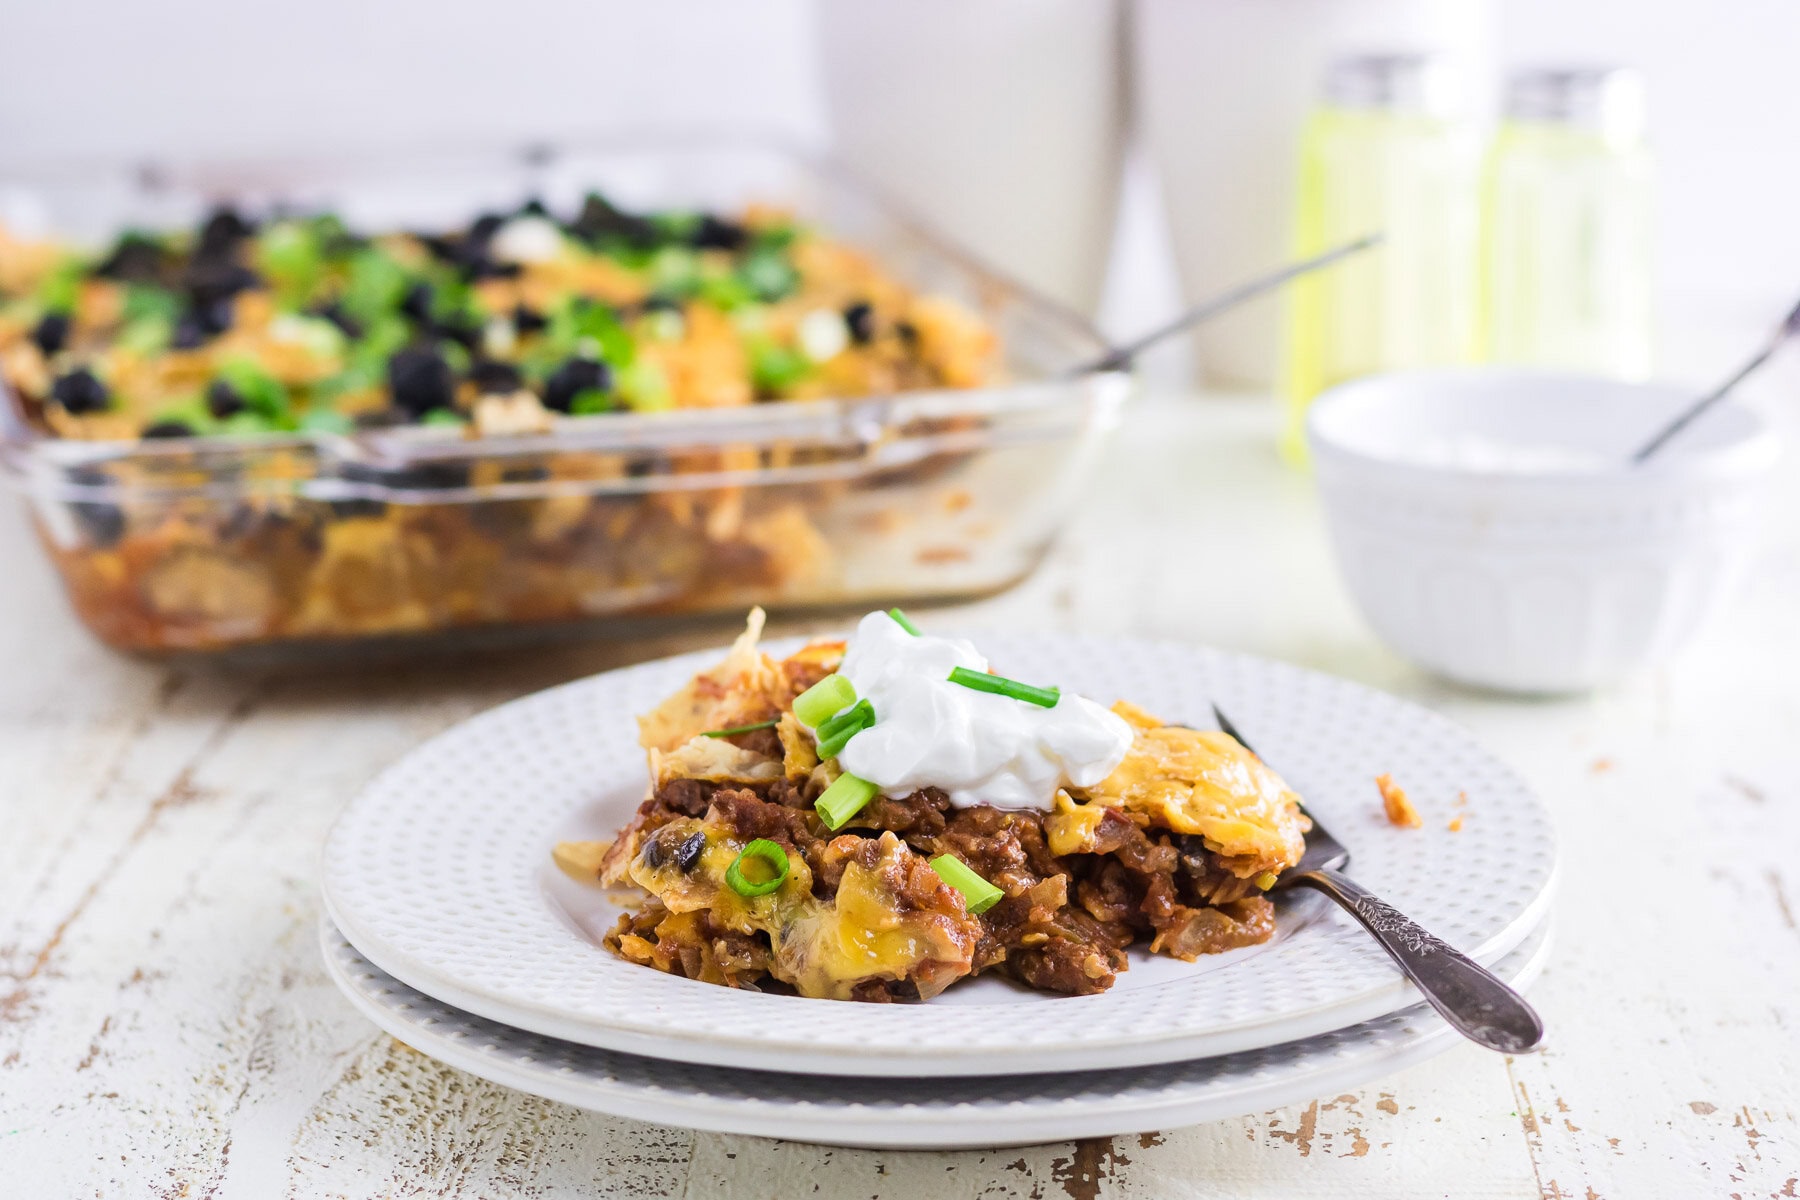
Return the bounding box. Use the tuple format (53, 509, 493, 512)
(321, 632, 1558, 1077)
(321, 915, 1554, 1150)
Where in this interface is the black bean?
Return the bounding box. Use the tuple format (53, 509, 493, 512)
(542, 357, 611, 413)
(142, 420, 194, 439)
(386, 348, 456, 417)
(690, 214, 747, 251)
(843, 301, 875, 345)
(51, 368, 110, 415)
(565, 191, 658, 248)
(206, 380, 246, 418)
(673, 832, 706, 873)
(30, 311, 71, 356)
(194, 206, 255, 263)
(400, 282, 435, 323)
(512, 303, 548, 334)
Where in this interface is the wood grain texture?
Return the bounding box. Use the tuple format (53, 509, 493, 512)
(2, 394, 1795, 1198)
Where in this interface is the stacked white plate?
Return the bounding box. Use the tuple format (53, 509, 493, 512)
(320, 634, 1558, 1149)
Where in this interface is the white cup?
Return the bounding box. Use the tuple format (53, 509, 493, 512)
(819, 0, 1127, 318)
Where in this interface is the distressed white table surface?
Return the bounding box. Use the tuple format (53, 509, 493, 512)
(2, 393, 1796, 1200)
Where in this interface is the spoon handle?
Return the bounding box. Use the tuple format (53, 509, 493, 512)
(1292, 867, 1546, 1054)
(1071, 234, 1382, 376)
(1631, 294, 1800, 462)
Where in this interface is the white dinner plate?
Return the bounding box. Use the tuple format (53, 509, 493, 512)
(321, 915, 1553, 1150)
(321, 632, 1556, 1077)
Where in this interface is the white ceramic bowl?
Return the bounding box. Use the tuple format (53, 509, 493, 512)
(1308, 369, 1781, 693)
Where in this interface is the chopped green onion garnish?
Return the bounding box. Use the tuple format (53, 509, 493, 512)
(815, 699, 874, 760)
(887, 608, 921, 636)
(724, 839, 790, 898)
(794, 674, 856, 728)
(946, 666, 1060, 709)
(815, 772, 879, 831)
(929, 854, 1004, 915)
(814, 699, 871, 743)
(701, 719, 779, 739)
(747, 336, 811, 394)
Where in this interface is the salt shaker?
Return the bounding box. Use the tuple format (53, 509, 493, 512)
(1482, 67, 1653, 378)
(1282, 53, 1482, 461)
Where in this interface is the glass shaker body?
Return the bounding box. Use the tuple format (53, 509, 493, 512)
(1282, 56, 1481, 461)
(1482, 68, 1653, 378)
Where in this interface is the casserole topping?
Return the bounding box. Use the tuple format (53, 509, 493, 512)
(1, 197, 997, 440)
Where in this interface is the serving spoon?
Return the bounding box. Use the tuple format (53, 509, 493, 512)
(1068, 234, 1383, 377)
(1211, 703, 1547, 1055)
(1631, 294, 1800, 462)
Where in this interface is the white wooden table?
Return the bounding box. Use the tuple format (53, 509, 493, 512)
(3, 394, 1796, 1198)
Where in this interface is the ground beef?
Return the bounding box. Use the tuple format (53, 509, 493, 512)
(657, 777, 720, 817)
(610, 754, 1282, 998)
(708, 787, 819, 847)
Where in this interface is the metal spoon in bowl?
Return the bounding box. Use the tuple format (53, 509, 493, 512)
(1631, 295, 1800, 462)
(1068, 234, 1383, 377)
(1212, 703, 1547, 1055)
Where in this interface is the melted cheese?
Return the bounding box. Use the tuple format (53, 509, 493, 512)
(1044, 790, 1108, 856)
(624, 822, 975, 1000)
(1078, 705, 1310, 875)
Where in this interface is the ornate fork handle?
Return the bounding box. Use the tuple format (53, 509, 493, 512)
(1292, 868, 1546, 1054)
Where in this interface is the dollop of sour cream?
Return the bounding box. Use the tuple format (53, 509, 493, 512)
(820, 612, 1134, 812)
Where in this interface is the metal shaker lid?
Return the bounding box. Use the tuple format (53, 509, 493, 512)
(1323, 53, 1461, 118)
(1505, 66, 1646, 144)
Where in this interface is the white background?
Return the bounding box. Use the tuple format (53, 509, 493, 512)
(1, 0, 1795, 380)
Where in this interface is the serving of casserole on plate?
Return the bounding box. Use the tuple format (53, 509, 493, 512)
(563, 608, 1312, 1001)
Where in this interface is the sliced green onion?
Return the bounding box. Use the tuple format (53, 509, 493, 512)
(815, 772, 879, 831)
(793, 674, 856, 728)
(724, 839, 790, 897)
(569, 388, 614, 415)
(814, 699, 872, 743)
(815, 700, 875, 760)
(701, 719, 779, 739)
(887, 607, 921, 636)
(946, 666, 1060, 709)
(929, 854, 1004, 915)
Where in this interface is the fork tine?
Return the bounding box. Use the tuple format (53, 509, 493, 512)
(1210, 703, 1258, 758)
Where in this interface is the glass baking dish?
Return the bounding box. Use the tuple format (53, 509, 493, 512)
(0, 142, 1128, 653)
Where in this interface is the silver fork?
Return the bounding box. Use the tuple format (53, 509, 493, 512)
(1212, 704, 1546, 1054)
